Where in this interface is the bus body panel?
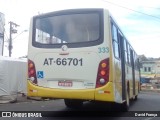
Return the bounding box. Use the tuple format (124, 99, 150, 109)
(94, 82, 114, 102)
(27, 80, 95, 100)
(107, 17, 123, 103)
(113, 58, 123, 103)
(28, 80, 114, 102)
(27, 8, 140, 106)
(27, 8, 119, 103)
(32, 50, 104, 89)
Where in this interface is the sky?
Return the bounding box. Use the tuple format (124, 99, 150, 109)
(0, 0, 160, 58)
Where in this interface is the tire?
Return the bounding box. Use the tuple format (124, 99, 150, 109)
(64, 99, 83, 108)
(121, 89, 130, 112)
(134, 83, 139, 101)
(134, 95, 138, 101)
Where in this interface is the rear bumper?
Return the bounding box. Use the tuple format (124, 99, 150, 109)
(27, 80, 95, 100)
(27, 80, 114, 102)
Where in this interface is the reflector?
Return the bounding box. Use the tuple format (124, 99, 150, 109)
(29, 63, 34, 68)
(100, 70, 106, 76)
(101, 63, 107, 68)
(30, 69, 35, 75)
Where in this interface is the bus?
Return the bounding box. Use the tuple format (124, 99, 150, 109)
(27, 8, 140, 111)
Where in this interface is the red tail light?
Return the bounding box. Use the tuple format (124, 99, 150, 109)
(28, 59, 37, 84)
(96, 58, 109, 88)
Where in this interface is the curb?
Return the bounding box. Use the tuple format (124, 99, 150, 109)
(27, 96, 56, 101)
(140, 89, 160, 93)
(0, 98, 17, 104)
(27, 96, 44, 101)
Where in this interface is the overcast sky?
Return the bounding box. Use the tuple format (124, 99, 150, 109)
(0, 0, 160, 58)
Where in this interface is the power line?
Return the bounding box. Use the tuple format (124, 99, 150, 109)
(142, 6, 160, 10)
(102, 0, 160, 21)
(102, 0, 160, 10)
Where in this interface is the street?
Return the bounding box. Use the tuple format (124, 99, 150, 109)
(0, 91, 160, 120)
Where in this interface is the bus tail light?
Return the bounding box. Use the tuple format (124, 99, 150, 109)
(96, 58, 109, 88)
(28, 59, 37, 85)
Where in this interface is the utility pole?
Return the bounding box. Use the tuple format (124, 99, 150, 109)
(8, 21, 19, 57)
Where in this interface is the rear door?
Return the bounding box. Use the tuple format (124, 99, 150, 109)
(130, 49, 136, 96)
(118, 31, 126, 101)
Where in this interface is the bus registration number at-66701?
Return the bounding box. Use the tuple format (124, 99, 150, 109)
(43, 58, 83, 66)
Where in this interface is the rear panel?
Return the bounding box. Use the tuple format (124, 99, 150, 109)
(34, 50, 101, 89)
(27, 9, 114, 101)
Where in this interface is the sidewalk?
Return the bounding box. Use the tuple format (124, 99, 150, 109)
(0, 93, 57, 104)
(17, 93, 56, 102)
(17, 94, 50, 102)
(0, 93, 43, 104)
(0, 95, 17, 104)
(140, 89, 160, 93)
(1, 90, 159, 104)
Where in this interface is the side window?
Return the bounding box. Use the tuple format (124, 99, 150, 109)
(134, 53, 139, 70)
(144, 67, 147, 72)
(124, 39, 128, 63)
(113, 25, 118, 41)
(112, 23, 120, 59)
(148, 67, 151, 72)
(127, 44, 131, 65)
(134, 53, 137, 69)
(132, 50, 135, 66)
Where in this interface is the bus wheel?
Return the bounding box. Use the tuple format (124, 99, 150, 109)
(64, 99, 83, 108)
(134, 95, 138, 101)
(122, 90, 130, 111)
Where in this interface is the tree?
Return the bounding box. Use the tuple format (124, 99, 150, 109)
(138, 55, 148, 62)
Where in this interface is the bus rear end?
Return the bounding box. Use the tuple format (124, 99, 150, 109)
(27, 9, 114, 107)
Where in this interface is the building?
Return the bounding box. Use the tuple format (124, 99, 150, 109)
(140, 60, 160, 84)
(141, 60, 160, 76)
(0, 12, 5, 56)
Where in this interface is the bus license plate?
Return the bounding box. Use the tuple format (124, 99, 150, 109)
(58, 81, 72, 87)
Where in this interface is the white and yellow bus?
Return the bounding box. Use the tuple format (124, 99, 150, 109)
(27, 8, 140, 111)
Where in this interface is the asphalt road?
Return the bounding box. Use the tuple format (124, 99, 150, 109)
(0, 91, 160, 120)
